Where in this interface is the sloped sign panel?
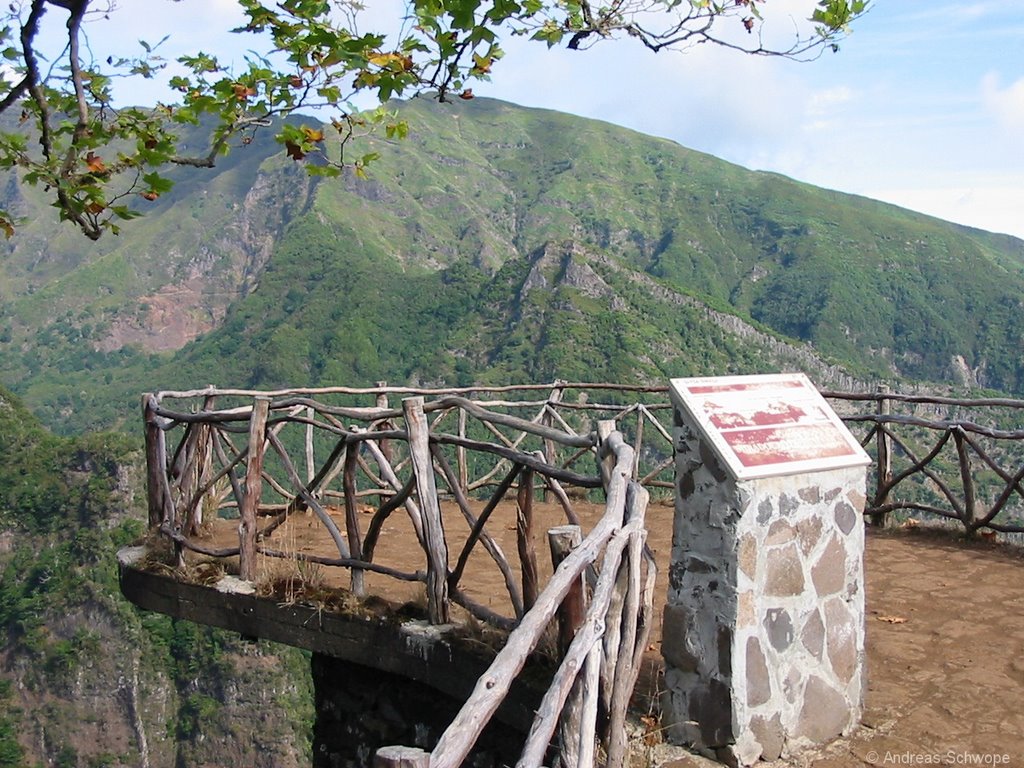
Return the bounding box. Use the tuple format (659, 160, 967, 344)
(669, 373, 871, 480)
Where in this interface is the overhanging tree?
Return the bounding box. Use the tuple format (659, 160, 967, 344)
(0, 0, 867, 239)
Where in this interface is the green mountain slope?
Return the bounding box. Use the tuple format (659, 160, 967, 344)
(2, 97, 1023, 432)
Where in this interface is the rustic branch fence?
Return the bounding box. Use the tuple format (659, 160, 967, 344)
(824, 389, 1024, 535)
(141, 381, 662, 766)
(139, 381, 1024, 766)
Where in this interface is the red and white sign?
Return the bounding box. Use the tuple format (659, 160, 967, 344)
(670, 373, 871, 480)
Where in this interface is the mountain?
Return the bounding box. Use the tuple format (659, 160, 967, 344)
(2, 97, 1024, 433)
(3, 97, 1024, 766)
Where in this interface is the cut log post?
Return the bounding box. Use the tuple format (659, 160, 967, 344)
(547, 525, 584, 656)
(403, 396, 450, 625)
(374, 746, 431, 768)
(239, 396, 270, 582)
(872, 385, 892, 527)
(517, 467, 539, 612)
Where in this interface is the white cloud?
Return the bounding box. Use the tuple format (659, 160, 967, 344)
(980, 72, 1024, 133)
(868, 182, 1024, 240)
(807, 85, 854, 116)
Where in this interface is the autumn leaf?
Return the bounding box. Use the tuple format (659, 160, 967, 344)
(471, 53, 492, 74)
(232, 83, 256, 100)
(140, 191, 159, 201)
(301, 126, 324, 142)
(85, 201, 105, 215)
(367, 51, 411, 70)
(84, 152, 107, 174)
(284, 140, 305, 161)
(459, 89, 474, 100)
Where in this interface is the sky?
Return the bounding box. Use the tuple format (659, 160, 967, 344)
(46, 0, 1024, 240)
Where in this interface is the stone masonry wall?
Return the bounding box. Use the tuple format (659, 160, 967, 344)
(661, 407, 867, 765)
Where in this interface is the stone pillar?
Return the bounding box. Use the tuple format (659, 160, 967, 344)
(660, 375, 869, 765)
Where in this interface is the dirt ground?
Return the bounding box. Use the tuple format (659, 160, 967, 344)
(806, 526, 1024, 767)
(201, 499, 1024, 766)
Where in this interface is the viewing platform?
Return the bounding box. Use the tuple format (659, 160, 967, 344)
(118, 381, 1024, 766)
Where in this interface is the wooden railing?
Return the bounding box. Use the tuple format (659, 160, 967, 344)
(141, 382, 659, 766)
(825, 388, 1024, 535)
(139, 381, 1024, 764)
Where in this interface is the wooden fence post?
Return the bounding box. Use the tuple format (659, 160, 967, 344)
(871, 385, 892, 527)
(403, 396, 450, 625)
(954, 428, 977, 534)
(376, 381, 393, 465)
(142, 394, 164, 531)
(343, 443, 366, 596)
(517, 467, 539, 611)
(547, 525, 584, 655)
(239, 396, 270, 582)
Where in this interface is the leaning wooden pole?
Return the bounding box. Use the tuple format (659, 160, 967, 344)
(239, 396, 270, 582)
(543, 381, 565, 501)
(403, 396, 450, 625)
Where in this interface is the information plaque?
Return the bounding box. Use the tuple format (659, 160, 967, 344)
(669, 373, 871, 480)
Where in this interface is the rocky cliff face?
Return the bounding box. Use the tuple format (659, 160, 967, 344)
(0, 387, 315, 767)
(0, 593, 314, 768)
